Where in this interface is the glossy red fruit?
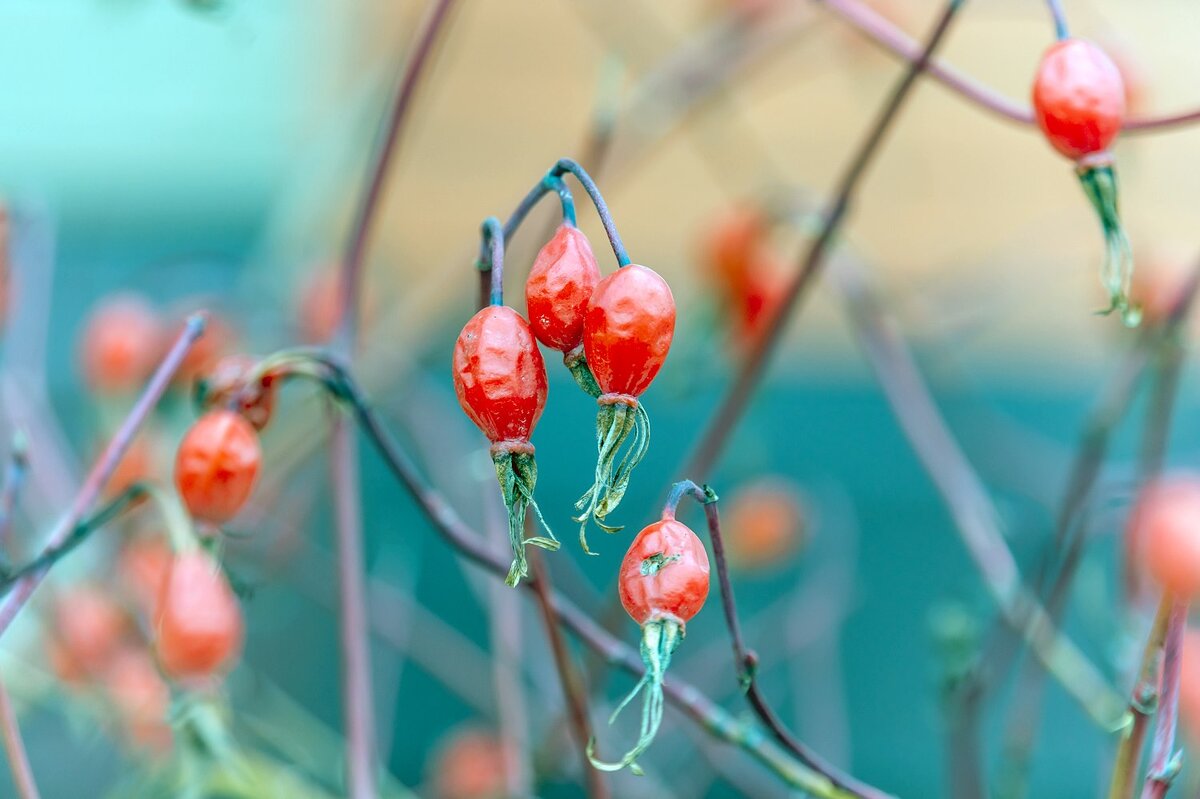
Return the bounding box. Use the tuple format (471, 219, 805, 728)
(1134, 476, 1200, 598)
(155, 551, 244, 679)
(48, 587, 129, 683)
(1032, 39, 1125, 160)
(452, 306, 548, 444)
(525, 225, 601, 353)
(175, 409, 262, 523)
(430, 728, 511, 799)
(583, 265, 675, 398)
(79, 295, 162, 392)
(619, 518, 710, 627)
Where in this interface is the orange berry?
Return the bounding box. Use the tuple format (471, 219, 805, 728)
(724, 477, 806, 570)
(155, 552, 244, 680)
(79, 295, 162, 393)
(174, 410, 262, 524)
(430, 727, 510, 799)
(48, 586, 129, 683)
(1135, 476, 1200, 598)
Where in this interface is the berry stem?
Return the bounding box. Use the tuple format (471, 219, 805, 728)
(479, 216, 506, 307)
(1045, 0, 1069, 41)
(0, 313, 206, 640)
(551, 158, 631, 267)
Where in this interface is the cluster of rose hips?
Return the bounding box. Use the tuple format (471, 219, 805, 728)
(452, 165, 677, 586)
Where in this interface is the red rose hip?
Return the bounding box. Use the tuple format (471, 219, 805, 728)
(175, 409, 262, 524)
(525, 224, 601, 354)
(155, 551, 244, 680)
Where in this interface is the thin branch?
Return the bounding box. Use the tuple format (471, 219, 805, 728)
(1108, 597, 1173, 799)
(684, 0, 965, 481)
(0, 436, 27, 555)
(330, 3, 458, 795)
(816, 0, 1200, 134)
(828, 256, 1124, 725)
(1141, 599, 1188, 799)
(0, 674, 37, 799)
(528, 552, 608, 798)
(0, 314, 206, 639)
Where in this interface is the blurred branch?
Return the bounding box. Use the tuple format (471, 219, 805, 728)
(528, 552, 608, 798)
(1141, 598, 1186, 799)
(329, 1, 459, 794)
(817, 0, 1200, 133)
(0, 314, 206, 639)
(684, 0, 965, 481)
(0, 674, 37, 799)
(827, 256, 1124, 725)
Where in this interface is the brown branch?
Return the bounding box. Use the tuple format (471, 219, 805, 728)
(0, 674, 37, 799)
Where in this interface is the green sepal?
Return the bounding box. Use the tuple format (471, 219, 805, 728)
(494, 450, 558, 587)
(573, 401, 650, 552)
(1077, 163, 1141, 328)
(587, 618, 683, 773)
(566, 354, 603, 399)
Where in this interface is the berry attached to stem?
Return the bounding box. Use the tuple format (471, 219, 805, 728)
(453, 305, 556, 586)
(1032, 38, 1137, 326)
(575, 264, 675, 549)
(589, 515, 709, 772)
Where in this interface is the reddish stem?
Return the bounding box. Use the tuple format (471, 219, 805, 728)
(1141, 599, 1187, 799)
(0, 673, 38, 799)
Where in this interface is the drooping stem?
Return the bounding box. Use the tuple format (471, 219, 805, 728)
(1140, 598, 1187, 799)
(684, 0, 966, 481)
(0, 314, 206, 639)
(479, 217, 506, 308)
(1044, 0, 1069, 40)
(1107, 596, 1174, 799)
(551, 158, 631, 267)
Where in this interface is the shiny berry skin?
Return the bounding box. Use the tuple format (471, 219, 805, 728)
(452, 306, 548, 444)
(525, 225, 601, 352)
(175, 409, 262, 523)
(1032, 39, 1125, 160)
(1135, 476, 1200, 598)
(583, 265, 675, 397)
(618, 518, 710, 627)
(79, 295, 162, 392)
(155, 551, 244, 679)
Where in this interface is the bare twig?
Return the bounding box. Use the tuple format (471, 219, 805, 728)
(1109, 598, 1172, 798)
(528, 552, 608, 798)
(0, 314, 206, 638)
(1140, 599, 1188, 799)
(0, 674, 38, 799)
(685, 0, 966, 481)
